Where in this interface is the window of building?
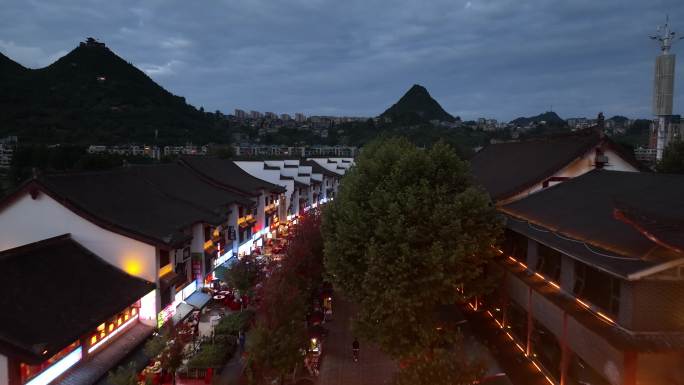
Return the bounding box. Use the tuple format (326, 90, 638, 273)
(502, 229, 527, 260)
(20, 341, 81, 384)
(159, 249, 170, 267)
(574, 261, 621, 316)
(537, 244, 562, 282)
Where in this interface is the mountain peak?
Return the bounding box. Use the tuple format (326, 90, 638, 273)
(510, 111, 564, 126)
(380, 84, 455, 123)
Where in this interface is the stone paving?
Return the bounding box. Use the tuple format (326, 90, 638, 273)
(58, 323, 154, 385)
(317, 298, 397, 385)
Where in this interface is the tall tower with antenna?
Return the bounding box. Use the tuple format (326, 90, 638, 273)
(650, 16, 682, 160)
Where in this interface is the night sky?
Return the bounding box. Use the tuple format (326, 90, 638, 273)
(2, 0, 684, 121)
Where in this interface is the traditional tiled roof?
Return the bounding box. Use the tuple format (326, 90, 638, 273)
(301, 160, 342, 177)
(501, 170, 684, 279)
(0, 235, 155, 363)
(128, 163, 254, 208)
(36, 169, 225, 246)
(179, 157, 286, 195)
(470, 130, 640, 201)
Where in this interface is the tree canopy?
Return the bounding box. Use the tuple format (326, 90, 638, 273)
(246, 210, 325, 383)
(322, 137, 501, 359)
(657, 140, 684, 174)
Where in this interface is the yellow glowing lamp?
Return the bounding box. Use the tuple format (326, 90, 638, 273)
(117, 317, 122, 326)
(91, 335, 97, 344)
(109, 324, 114, 332)
(97, 323, 105, 331)
(123, 259, 142, 276)
(132, 308, 137, 316)
(124, 314, 129, 321)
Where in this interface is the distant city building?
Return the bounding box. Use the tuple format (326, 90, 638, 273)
(634, 146, 657, 164)
(264, 112, 277, 120)
(280, 114, 292, 121)
(295, 113, 306, 122)
(250, 111, 263, 119)
(234, 109, 247, 119)
(233, 144, 357, 158)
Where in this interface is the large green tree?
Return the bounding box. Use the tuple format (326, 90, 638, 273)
(322, 137, 501, 358)
(392, 348, 485, 385)
(246, 211, 324, 384)
(657, 140, 684, 174)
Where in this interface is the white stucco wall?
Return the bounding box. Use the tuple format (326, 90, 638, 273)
(0, 192, 158, 283)
(234, 161, 294, 217)
(256, 189, 265, 233)
(502, 146, 639, 205)
(0, 354, 8, 385)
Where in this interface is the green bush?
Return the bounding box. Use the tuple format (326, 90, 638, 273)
(214, 310, 254, 336)
(143, 333, 168, 358)
(187, 340, 235, 369)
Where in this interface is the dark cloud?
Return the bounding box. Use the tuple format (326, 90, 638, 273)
(2, 0, 683, 120)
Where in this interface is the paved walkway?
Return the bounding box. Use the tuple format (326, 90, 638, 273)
(59, 323, 154, 385)
(317, 298, 397, 385)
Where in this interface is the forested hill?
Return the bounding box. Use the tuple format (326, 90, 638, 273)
(0, 39, 228, 145)
(380, 84, 456, 123)
(510, 111, 565, 127)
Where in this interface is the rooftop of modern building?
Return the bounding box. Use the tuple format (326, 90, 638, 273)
(0, 234, 155, 363)
(501, 170, 684, 279)
(470, 130, 644, 201)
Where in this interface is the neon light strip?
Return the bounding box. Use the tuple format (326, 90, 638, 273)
(506, 254, 613, 324)
(483, 309, 558, 385)
(25, 347, 82, 385)
(88, 315, 138, 354)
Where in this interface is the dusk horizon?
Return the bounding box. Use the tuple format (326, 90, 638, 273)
(2, 0, 684, 121)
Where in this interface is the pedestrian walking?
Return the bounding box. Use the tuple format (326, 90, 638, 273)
(239, 330, 246, 351)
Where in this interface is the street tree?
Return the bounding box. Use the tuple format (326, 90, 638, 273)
(323, 137, 501, 358)
(223, 253, 261, 297)
(246, 211, 324, 383)
(657, 140, 684, 174)
(392, 348, 485, 385)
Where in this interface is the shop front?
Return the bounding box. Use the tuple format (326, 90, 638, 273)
(157, 280, 205, 328)
(0, 235, 157, 385)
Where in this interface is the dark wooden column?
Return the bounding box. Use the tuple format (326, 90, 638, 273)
(623, 351, 638, 385)
(7, 356, 22, 385)
(560, 312, 570, 385)
(526, 286, 533, 356)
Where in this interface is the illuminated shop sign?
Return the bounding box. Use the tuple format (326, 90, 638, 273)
(25, 347, 82, 385)
(214, 250, 234, 268)
(182, 280, 197, 299)
(157, 300, 179, 328)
